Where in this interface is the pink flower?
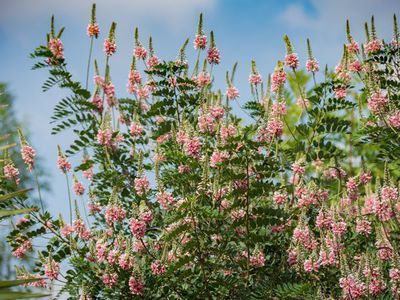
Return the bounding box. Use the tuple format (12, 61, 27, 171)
(273, 192, 287, 205)
(306, 59, 319, 72)
(210, 106, 225, 120)
(271, 102, 287, 117)
(21, 145, 36, 171)
(226, 86, 240, 100)
(73, 180, 85, 196)
(12, 240, 32, 258)
(249, 73, 262, 85)
(210, 150, 229, 168)
(335, 88, 347, 99)
(103, 273, 118, 288)
(249, 250, 265, 268)
(97, 129, 112, 146)
(349, 60, 363, 73)
(3, 164, 20, 185)
(194, 34, 207, 50)
(156, 191, 175, 209)
(129, 277, 144, 295)
(303, 258, 319, 273)
(44, 260, 60, 281)
(128, 70, 142, 84)
(184, 137, 202, 158)
(284, 53, 299, 69)
(103, 39, 117, 56)
(367, 91, 389, 114)
(178, 164, 191, 174)
(49, 38, 64, 60)
(220, 124, 237, 142)
(297, 97, 310, 109)
(151, 260, 166, 275)
(339, 274, 366, 299)
(105, 205, 126, 225)
(57, 156, 71, 173)
(147, 55, 160, 69)
(134, 46, 147, 60)
(271, 69, 286, 93)
(257, 119, 284, 142)
(196, 72, 211, 87)
(91, 94, 103, 113)
(129, 218, 147, 239)
(331, 220, 347, 237)
(61, 224, 75, 237)
(346, 40, 360, 54)
(198, 114, 216, 133)
(291, 162, 305, 174)
(134, 176, 150, 196)
(207, 47, 221, 64)
(364, 39, 382, 54)
(315, 210, 333, 229)
(388, 112, 400, 128)
(355, 219, 372, 235)
(381, 186, 398, 201)
(87, 23, 100, 38)
(129, 122, 143, 137)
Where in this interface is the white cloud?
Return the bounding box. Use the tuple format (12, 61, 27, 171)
(278, 0, 399, 66)
(0, 0, 216, 30)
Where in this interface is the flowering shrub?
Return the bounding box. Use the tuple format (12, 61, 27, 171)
(4, 5, 400, 299)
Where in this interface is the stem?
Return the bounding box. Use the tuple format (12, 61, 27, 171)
(85, 37, 94, 90)
(33, 167, 44, 212)
(65, 173, 73, 223)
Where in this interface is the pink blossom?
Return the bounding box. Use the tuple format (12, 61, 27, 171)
(356, 219, 372, 235)
(129, 218, 146, 239)
(346, 40, 360, 54)
(3, 164, 20, 185)
(249, 250, 265, 268)
(257, 119, 284, 142)
(349, 60, 363, 72)
(147, 55, 160, 69)
(97, 129, 112, 146)
(331, 220, 347, 237)
(184, 137, 202, 158)
(335, 88, 347, 99)
(134, 46, 147, 60)
(151, 260, 166, 275)
(271, 102, 287, 117)
(220, 124, 237, 142)
(194, 34, 207, 50)
(44, 260, 60, 280)
(284, 53, 299, 69)
(178, 164, 191, 174)
(129, 277, 144, 295)
(381, 186, 398, 201)
(128, 70, 142, 84)
(303, 258, 319, 272)
(21, 145, 36, 171)
(198, 114, 216, 133)
(249, 73, 262, 85)
(118, 253, 133, 270)
(91, 94, 103, 112)
(57, 156, 71, 173)
(196, 72, 211, 87)
(210, 150, 229, 168)
(156, 191, 175, 209)
(226, 86, 240, 100)
(103, 39, 117, 56)
(388, 112, 400, 128)
(105, 205, 126, 225)
(129, 122, 143, 137)
(103, 273, 118, 288)
(210, 106, 225, 120)
(339, 274, 366, 299)
(207, 47, 220, 64)
(73, 180, 85, 196)
(367, 91, 389, 114)
(61, 224, 75, 237)
(306, 58, 319, 72)
(315, 210, 333, 229)
(12, 240, 32, 258)
(134, 176, 150, 196)
(364, 39, 382, 54)
(273, 192, 287, 206)
(271, 69, 286, 93)
(49, 38, 64, 60)
(291, 162, 305, 174)
(87, 23, 100, 38)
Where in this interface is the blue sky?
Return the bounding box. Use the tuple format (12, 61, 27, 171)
(0, 0, 399, 218)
